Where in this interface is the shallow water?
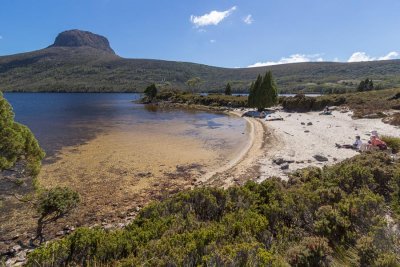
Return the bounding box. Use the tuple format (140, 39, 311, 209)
(4, 93, 249, 162)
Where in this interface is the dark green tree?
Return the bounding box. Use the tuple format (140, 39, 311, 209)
(224, 83, 232, 95)
(144, 84, 157, 101)
(357, 78, 374, 92)
(263, 71, 278, 107)
(0, 92, 45, 176)
(248, 72, 278, 111)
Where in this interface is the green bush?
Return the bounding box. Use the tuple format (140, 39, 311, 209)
(27, 153, 400, 266)
(286, 236, 333, 267)
(381, 135, 400, 153)
(281, 94, 346, 112)
(0, 92, 45, 176)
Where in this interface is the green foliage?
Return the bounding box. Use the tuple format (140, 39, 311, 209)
(281, 94, 346, 112)
(146, 89, 248, 108)
(224, 82, 232, 95)
(37, 187, 80, 217)
(28, 153, 400, 266)
(248, 71, 278, 111)
(381, 135, 400, 153)
(186, 77, 202, 94)
(2, 45, 400, 93)
(32, 187, 80, 244)
(358, 78, 374, 92)
(286, 236, 333, 266)
(0, 92, 45, 176)
(143, 83, 157, 101)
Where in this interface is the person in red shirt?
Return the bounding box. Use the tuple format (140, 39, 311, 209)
(369, 135, 387, 150)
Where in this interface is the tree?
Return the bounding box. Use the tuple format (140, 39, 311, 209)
(32, 187, 80, 244)
(225, 83, 232, 95)
(186, 77, 202, 94)
(357, 78, 374, 92)
(0, 92, 45, 176)
(144, 84, 157, 101)
(248, 71, 278, 111)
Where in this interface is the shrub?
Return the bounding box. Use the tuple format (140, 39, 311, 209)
(381, 135, 400, 153)
(286, 236, 333, 267)
(27, 153, 400, 266)
(32, 187, 80, 244)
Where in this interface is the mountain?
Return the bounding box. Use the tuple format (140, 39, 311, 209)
(49, 30, 115, 54)
(1, 29, 400, 93)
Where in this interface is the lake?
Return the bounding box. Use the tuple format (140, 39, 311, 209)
(4, 93, 249, 161)
(2, 93, 251, 237)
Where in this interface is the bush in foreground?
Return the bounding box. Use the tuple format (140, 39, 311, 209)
(27, 152, 400, 266)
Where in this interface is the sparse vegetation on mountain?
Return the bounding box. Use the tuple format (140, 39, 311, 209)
(1, 30, 400, 93)
(27, 152, 400, 266)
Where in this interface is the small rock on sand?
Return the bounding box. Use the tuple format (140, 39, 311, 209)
(313, 154, 329, 162)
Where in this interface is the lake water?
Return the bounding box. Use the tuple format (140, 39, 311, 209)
(4, 93, 248, 161)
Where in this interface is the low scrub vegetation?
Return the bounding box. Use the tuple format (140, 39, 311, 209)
(282, 88, 400, 116)
(281, 94, 346, 112)
(28, 152, 400, 266)
(381, 136, 400, 154)
(148, 89, 248, 108)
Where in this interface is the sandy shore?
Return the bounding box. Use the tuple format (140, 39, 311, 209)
(253, 109, 400, 181)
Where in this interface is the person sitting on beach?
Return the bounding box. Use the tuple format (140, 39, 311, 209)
(320, 106, 332, 115)
(369, 135, 387, 150)
(336, 135, 362, 150)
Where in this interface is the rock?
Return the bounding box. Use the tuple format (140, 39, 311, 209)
(56, 231, 65, 236)
(103, 224, 113, 231)
(280, 163, 289, 170)
(313, 154, 329, 162)
(10, 245, 22, 254)
(304, 130, 310, 133)
(135, 206, 141, 212)
(301, 122, 305, 125)
(15, 250, 27, 262)
(49, 29, 115, 53)
(307, 122, 313, 126)
(273, 158, 285, 165)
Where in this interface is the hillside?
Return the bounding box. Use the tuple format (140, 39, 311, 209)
(1, 30, 400, 93)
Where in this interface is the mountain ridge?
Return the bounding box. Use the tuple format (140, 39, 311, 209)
(1, 30, 400, 93)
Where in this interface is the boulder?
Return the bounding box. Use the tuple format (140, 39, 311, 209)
(313, 154, 329, 162)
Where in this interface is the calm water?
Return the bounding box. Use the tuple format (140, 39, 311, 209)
(4, 93, 248, 160)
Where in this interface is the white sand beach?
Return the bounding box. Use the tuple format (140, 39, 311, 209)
(257, 109, 400, 181)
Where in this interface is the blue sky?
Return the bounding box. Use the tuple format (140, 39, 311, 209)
(0, 0, 399, 68)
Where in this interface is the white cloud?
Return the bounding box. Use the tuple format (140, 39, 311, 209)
(347, 52, 374, 62)
(248, 54, 323, 67)
(210, 39, 216, 43)
(190, 6, 237, 27)
(347, 51, 399, 62)
(243, 14, 254, 25)
(378, 51, 399, 60)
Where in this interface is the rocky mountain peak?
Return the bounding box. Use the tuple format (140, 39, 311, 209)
(49, 29, 115, 54)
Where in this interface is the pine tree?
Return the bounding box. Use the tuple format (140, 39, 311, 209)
(264, 71, 278, 107)
(248, 72, 278, 111)
(224, 83, 232, 95)
(248, 81, 255, 107)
